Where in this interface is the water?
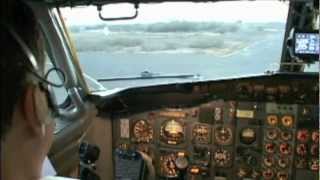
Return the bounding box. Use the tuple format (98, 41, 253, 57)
(79, 32, 284, 90)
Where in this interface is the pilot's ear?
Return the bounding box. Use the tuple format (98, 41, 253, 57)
(23, 85, 48, 136)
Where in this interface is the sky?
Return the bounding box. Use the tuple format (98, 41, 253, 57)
(61, 1, 289, 26)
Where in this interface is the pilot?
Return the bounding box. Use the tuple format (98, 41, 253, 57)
(1, 0, 56, 180)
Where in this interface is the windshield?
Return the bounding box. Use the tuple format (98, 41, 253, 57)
(62, 1, 293, 91)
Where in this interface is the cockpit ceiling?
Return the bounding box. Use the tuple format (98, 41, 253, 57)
(29, 0, 310, 8)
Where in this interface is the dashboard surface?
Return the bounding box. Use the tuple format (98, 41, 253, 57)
(96, 72, 319, 180)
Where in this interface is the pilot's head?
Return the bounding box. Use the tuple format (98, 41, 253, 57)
(1, 0, 56, 179)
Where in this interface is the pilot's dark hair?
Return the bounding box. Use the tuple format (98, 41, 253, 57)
(0, 0, 44, 139)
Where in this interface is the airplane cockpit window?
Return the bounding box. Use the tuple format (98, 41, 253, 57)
(61, 1, 291, 91)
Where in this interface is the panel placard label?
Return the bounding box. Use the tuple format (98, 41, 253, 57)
(236, 110, 254, 119)
(120, 118, 130, 138)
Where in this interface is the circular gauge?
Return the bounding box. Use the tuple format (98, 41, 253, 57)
(309, 158, 319, 171)
(213, 149, 231, 167)
(161, 120, 184, 145)
(280, 130, 292, 141)
(160, 153, 178, 177)
(240, 128, 256, 145)
(281, 115, 294, 127)
(262, 168, 274, 179)
(266, 128, 278, 140)
(133, 120, 153, 143)
(278, 157, 289, 168)
(192, 124, 210, 144)
(263, 156, 274, 167)
(279, 143, 291, 155)
(214, 126, 233, 145)
(264, 142, 276, 153)
(267, 115, 278, 126)
(297, 129, 310, 143)
(296, 144, 308, 156)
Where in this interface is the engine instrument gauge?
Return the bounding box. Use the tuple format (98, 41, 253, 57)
(214, 126, 233, 145)
(279, 143, 292, 155)
(213, 149, 231, 167)
(132, 120, 153, 143)
(280, 130, 292, 141)
(263, 156, 274, 167)
(296, 144, 308, 156)
(262, 168, 274, 179)
(161, 120, 184, 145)
(192, 124, 211, 144)
(297, 129, 310, 143)
(309, 158, 319, 171)
(265, 142, 276, 153)
(281, 115, 294, 127)
(278, 157, 289, 168)
(267, 115, 278, 126)
(266, 128, 278, 140)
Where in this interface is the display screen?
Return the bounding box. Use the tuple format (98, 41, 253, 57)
(295, 33, 320, 55)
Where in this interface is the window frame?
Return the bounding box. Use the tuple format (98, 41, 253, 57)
(28, 1, 88, 125)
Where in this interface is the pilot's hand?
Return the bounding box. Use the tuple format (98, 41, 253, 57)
(138, 151, 156, 180)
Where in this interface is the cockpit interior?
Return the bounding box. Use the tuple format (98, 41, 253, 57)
(2, 0, 319, 180)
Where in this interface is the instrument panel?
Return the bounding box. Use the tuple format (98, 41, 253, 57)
(114, 102, 318, 179)
(107, 73, 319, 180)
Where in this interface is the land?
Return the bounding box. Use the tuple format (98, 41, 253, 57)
(70, 21, 285, 57)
